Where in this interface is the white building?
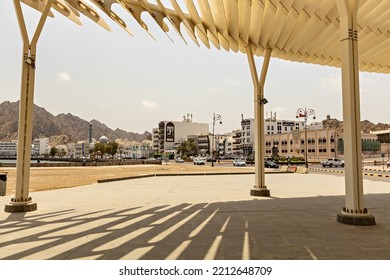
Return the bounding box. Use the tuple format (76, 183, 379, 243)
(0, 141, 18, 157)
(153, 114, 209, 154)
(32, 138, 49, 156)
(264, 128, 380, 160)
(221, 132, 235, 157)
(239, 114, 317, 158)
(121, 140, 153, 159)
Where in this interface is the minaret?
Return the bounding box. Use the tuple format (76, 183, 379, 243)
(89, 123, 93, 144)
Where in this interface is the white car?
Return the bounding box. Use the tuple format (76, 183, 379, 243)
(233, 159, 247, 167)
(175, 157, 184, 163)
(193, 157, 205, 165)
(321, 158, 345, 167)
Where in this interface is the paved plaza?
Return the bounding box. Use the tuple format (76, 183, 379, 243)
(1, 172, 390, 260)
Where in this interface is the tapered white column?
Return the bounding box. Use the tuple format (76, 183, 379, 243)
(336, 0, 375, 225)
(246, 45, 272, 196)
(5, 0, 53, 212)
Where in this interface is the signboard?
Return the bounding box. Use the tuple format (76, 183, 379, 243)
(166, 122, 175, 142)
(282, 121, 295, 127)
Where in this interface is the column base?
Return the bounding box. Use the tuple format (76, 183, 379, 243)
(4, 202, 37, 213)
(250, 187, 270, 197)
(337, 211, 375, 226)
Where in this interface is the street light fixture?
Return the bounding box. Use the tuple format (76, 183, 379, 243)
(211, 113, 222, 167)
(296, 108, 316, 168)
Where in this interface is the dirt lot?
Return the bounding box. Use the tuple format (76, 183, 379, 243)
(1, 163, 254, 194)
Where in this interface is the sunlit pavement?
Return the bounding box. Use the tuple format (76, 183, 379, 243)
(1, 172, 390, 260)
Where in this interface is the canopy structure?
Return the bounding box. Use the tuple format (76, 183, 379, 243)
(6, 0, 388, 226)
(19, 0, 390, 72)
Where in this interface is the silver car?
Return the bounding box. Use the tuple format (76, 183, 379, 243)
(233, 159, 246, 167)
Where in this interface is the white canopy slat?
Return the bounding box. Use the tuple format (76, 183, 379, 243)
(20, 0, 390, 73)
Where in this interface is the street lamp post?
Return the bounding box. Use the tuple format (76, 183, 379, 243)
(296, 108, 316, 168)
(211, 113, 222, 167)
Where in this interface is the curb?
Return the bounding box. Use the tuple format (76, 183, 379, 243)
(310, 168, 390, 178)
(97, 170, 292, 184)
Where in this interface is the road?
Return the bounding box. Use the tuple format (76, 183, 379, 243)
(310, 164, 390, 182)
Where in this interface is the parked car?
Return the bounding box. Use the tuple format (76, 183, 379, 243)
(175, 157, 184, 163)
(233, 159, 247, 167)
(193, 157, 205, 165)
(321, 158, 344, 167)
(387, 160, 390, 168)
(265, 160, 279, 169)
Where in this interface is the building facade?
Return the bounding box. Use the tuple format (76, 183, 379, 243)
(32, 138, 49, 156)
(264, 128, 380, 160)
(0, 141, 17, 157)
(121, 140, 153, 159)
(239, 115, 316, 159)
(153, 114, 209, 155)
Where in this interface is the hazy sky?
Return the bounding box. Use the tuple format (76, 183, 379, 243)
(1, 1, 389, 134)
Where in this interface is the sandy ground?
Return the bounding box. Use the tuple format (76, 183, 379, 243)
(0, 163, 254, 194)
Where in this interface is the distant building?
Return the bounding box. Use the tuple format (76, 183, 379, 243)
(0, 141, 17, 157)
(153, 114, 209, 155)
(121, 140, 153, 159)
(370, 129, 390, 143)
(239, 113, 318, 159)
(264, 128, 380, 159)
(33, 138, 49, 156)
(187, 134, 209, 156)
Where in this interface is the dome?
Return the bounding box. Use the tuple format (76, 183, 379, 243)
(99, 136, 108, 143)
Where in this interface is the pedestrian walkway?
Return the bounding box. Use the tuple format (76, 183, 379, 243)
(1, 172, 390, 260)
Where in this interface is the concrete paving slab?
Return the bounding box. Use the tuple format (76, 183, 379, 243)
(1, 173, 390, 260)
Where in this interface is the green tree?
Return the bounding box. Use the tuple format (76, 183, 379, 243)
(106, 141, 119, 158)
(50, 146, 58, 157)
(94, 143, 106, 158)
(176, 139, 198, 157)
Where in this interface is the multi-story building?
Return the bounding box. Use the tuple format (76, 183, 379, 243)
(232, 129, 242, 157)
(121, 140, 153, 159)
(239, 114, 317, 158)
(221, 132, 235, 157)
(264, 128, 381, 160)
(32, 138, 49, 156)
(72, 141, 90, 158)
(153, 114, 209, 155)
(0, 141, 18, 157)
(152, 128, 159, 153)
(187, 134, 209, 156)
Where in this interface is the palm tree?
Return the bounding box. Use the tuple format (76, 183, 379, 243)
(176, 139, 198, 157)
(176, 140, 189, 157)
(187, 138, 198, 156)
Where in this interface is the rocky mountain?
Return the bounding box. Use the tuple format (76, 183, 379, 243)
(0, 101, 151, 145)
(323, 118, 390, 133)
